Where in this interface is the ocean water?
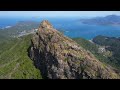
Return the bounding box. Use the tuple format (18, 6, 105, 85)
(0, 17, 28, 28)
(1, 17, 120, 40)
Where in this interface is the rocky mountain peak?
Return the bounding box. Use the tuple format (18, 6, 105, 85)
(39, 20, 53, 29)
(29, 20, 120, 79)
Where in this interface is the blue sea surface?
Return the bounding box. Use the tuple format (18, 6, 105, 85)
(1, 17, 120, 40)
(0, 17, 28, 28)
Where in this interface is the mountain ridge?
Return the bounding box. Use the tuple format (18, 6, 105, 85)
(29, 20, 120, 79)
(1, 20, 120, 79)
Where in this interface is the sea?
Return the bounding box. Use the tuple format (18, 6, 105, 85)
(1, 17, 120, 40)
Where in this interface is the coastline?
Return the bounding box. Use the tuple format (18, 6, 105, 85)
(88, 39, 94, 43)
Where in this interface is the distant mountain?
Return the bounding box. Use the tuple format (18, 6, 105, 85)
(80, 15, 120, 25)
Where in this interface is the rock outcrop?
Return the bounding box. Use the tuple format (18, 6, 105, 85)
(29, 20, 120, 79)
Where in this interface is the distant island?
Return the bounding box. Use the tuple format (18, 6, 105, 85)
(80, 15, 120, 26)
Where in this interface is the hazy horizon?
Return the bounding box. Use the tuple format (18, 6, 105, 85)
(0, 11, 120, 18)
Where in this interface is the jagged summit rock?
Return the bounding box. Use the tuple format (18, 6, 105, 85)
(39, 20, 53, 29)
(29, 20, 120, 79)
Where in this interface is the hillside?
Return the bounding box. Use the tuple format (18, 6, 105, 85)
(92, 35, 120, 70)
(0, 21, 39, 38)
(73, 38, 120, 71)
(1, 20, 120, 79)
(29, 20, 120, 79)
(0, 35, 42, 79)
(73, 38, 108, 63)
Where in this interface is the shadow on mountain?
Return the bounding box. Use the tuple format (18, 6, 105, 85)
(27, 45, 48, 79)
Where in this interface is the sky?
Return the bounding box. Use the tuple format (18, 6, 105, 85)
(0, 11, 120, 18)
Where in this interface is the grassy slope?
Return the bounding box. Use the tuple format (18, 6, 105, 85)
(0, 34, 42, 79)
(1, 33, 119, 79)
(73, 38, 120, 70)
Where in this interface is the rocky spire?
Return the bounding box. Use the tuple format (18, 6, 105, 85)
(30, 20, 120, 79)
(39, 20, 53, 29)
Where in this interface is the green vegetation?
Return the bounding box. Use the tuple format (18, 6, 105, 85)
(0, 34, 42, 79)
(0, 30, 11, 43)
(92, 35, 120, 70)
(73, 38, 99, 53)
(0, 21, 39, 37)
(64, 57, 69, 62)
(73, 37, 120, 70)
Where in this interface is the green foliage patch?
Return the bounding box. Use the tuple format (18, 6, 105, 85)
(0, 34, 42, 79)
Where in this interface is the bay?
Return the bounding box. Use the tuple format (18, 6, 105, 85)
(0, 17, 120, 40)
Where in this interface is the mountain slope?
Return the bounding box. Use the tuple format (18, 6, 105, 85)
(29, 20, 120, 79)
(0, 21, 39, 38)
(92, 35, 120, 70)
(73, 38, 108, 62)
(0, 35, 42, 79)
(73, 38, 120, 72)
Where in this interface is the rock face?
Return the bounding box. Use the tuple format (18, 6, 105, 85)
(29, 20, 120, 79)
